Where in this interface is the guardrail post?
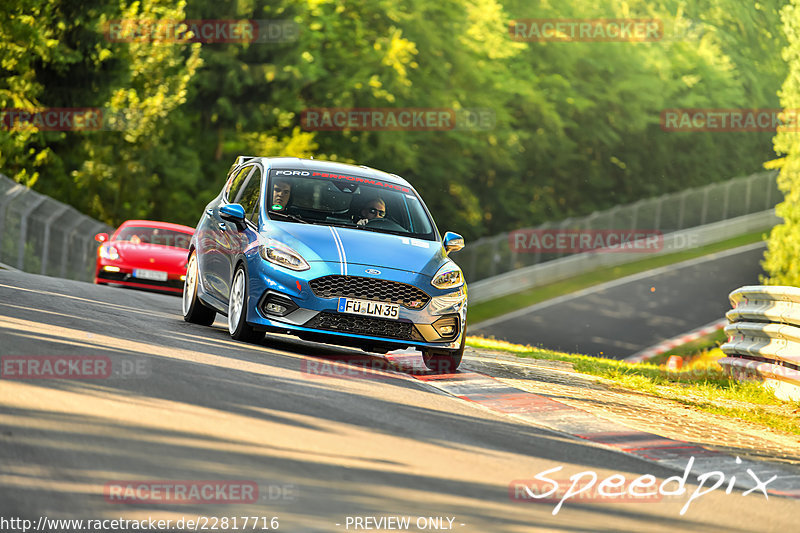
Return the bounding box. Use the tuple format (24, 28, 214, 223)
(17, 195, 48, 270)
(677, 190, 689, 230)
(40, 204, 70, 275)
(765, 174, 775, 209)
(489, 235, 501, 277)
(467, 246, 478, 281)
(700, 185, 711, 225)
(721, 180, 732, 220)
(744, 175, 752, 214)
(0, 184, 27, 263)
(653, 195, 663, 231)
(59, 213, 88, 279)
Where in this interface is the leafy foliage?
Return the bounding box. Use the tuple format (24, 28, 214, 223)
(764, 0, 800, 285)
(0, 0, 790, 242)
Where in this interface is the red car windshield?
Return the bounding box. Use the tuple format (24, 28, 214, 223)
(114, 227, 192, 249)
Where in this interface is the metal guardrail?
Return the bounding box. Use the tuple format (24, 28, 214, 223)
(469, 210, 779, 304)
(456, 170, 779, 283)
(720, 285, 800, 401)
(0, 173, 112, 282)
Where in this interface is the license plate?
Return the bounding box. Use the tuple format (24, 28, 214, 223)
(133, 269, 168, 282)
(337, 298, 400, 319)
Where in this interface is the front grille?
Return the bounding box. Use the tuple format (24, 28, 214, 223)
(304, 312, 423, 341)
(309, 275, 429, 309)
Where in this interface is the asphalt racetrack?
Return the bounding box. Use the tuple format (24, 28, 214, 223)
(2, 267, 799, 531)
(470, 243, 765, 359)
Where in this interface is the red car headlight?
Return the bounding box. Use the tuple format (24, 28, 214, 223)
(99, 245, 119, 261)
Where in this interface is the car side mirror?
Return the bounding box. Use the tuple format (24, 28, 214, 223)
(95, 233, 109, 243)
(443, 232, 465, 254)
(220, 203, 246, 226)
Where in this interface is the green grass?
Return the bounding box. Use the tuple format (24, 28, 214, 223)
(466, 337, 800, 436)
(465, 229, 800, 434)
(646, 329, 728, 366)
(468, 230, 766, 325)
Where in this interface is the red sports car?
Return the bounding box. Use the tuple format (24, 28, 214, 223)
(94, 220, 194, 295)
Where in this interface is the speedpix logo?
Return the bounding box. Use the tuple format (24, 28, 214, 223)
(510, 457, 777, 516)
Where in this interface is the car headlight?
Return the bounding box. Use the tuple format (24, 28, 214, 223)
(259, 239, 310, 271)
(431, 261, 464, 289)
(99, 245, 119, 261)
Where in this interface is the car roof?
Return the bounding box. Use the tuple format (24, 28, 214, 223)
(116, 220, 195, 233)
(258, 157, 413, 188)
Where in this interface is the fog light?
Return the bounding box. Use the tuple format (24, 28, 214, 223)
(266, 302, 287, 314)
(259, 291, 299, 317)
(103, 266, 121, 272)
(180, 275, 186, 281)
(432, 315, 459, 340)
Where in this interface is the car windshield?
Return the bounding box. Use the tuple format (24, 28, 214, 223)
(265, 169, 438, 240)
(114, 226, 192, 249)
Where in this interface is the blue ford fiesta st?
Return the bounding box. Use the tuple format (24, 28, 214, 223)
(182, 156, 467, 371)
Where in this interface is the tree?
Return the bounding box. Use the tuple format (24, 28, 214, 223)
(763, 0, 800, 286)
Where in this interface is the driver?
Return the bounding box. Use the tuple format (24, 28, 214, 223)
(271, 179, 292, 209)
(356, 197, 386, 226)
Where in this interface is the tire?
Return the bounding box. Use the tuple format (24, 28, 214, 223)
(182, 252, 216, 326)
(228, 265, 264, 343)
(422, 334, 465, 373)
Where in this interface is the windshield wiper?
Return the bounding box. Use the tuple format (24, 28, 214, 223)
(268, 211, 310, 224)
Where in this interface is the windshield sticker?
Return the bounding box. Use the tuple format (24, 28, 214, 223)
(272, 169, 411, 193)
(310, 171, 410, 193)
(271, 204, 284, 210)
(274, 170, 311, 176)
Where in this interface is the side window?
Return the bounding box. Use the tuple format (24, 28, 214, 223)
(226, 165, 254, 203)
(238, 167, 263, 225)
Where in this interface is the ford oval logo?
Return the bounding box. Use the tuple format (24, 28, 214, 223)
(365, 269, 381, 275)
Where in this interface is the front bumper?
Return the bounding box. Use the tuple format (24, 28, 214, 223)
(243, 260, 467, 351)
(95, 266, 185, 294)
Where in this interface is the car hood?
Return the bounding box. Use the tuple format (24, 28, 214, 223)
(112, 242, 188, 265)
(264, 223, 445, 277)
